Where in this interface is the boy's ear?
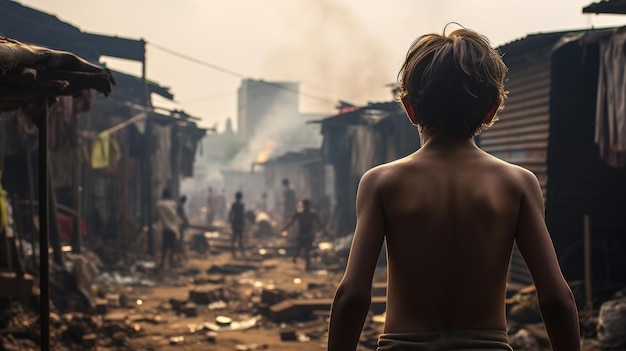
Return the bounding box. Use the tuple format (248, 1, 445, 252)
(401, 96, 417, 125)
(484, 97, 502, 124)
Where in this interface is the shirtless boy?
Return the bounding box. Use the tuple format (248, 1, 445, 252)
(327, 27, 580, 351)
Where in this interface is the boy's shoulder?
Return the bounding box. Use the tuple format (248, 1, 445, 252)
(357, 158, 411, 188)
(483, 152, 539, 184)
(362, 151, 538, 190)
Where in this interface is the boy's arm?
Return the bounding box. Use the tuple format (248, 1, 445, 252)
(328, 170, 385, 351)
(515, 170, 580, 351)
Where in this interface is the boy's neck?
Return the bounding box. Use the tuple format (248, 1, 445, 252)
(419, 132, 478, 151)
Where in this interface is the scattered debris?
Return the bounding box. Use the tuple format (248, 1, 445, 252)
(169, 335, 184, 345)
(203, 315, 262, 332)
(0, 218, 620, 350)
(597, 298, 626, 348)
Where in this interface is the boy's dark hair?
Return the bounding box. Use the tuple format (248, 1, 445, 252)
(180, 195, 187, 203)
(396, 27, 508, 139)
(282, 178, 290, 186)
(235, 191, 243, 200)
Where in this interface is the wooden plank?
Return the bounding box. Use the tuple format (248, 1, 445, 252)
(268, 296, 386, 322)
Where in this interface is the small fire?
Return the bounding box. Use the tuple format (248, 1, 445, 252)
(255, 140, 276, 163)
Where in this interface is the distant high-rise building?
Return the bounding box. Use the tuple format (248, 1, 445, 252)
(237, 79, 299, 139)
(224, 117, 234, 135)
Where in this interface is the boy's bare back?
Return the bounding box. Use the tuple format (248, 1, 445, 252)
(328, 27, 579, 351)
(364, 139, 531, 332)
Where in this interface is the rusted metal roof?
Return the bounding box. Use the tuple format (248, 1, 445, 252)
(318, 101, 401, 127)
(0, 0, 144, 62)
(583, 0, 626, 14)
(0, 0, 173, 101)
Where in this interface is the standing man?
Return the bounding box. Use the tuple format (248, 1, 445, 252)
(282, 198, 325, 271)
(156, 189, 182, 269)
(228, 191, 246, 258)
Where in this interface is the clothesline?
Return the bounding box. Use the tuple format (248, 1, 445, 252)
(99, 112, 147, 135)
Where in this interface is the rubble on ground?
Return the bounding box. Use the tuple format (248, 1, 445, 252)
(1, 226, 623, 350)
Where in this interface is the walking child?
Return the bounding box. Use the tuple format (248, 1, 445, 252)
(327, 26, 580, 351)
(282, 198, 325, 271)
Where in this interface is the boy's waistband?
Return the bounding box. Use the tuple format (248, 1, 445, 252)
(377, 329, 513, 351)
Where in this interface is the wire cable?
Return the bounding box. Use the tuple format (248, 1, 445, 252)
(147, 42, 338, 104)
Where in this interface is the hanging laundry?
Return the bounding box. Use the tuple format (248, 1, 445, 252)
(596, 29, 626, 168)
(90, 132, 120, 169)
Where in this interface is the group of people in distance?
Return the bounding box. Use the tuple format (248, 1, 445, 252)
(156, 177, 326, 271)
(226, 177, 326, 270)
(156, 24, 580, 351)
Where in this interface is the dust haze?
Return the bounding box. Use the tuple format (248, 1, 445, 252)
(262, 0, 396, 113)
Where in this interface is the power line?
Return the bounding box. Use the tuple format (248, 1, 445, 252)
(180, 90, 236, 104)
(147, 42, 338, 105)
(149, 42, 244, 78)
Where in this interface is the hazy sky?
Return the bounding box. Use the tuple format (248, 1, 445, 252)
(16, 0, 626, 130)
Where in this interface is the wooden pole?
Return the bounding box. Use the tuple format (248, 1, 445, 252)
(583, 214, 593, 312)
(72, 112, 82, 254)
(146, 118, 154, 255)
(36, 97, 50, 351)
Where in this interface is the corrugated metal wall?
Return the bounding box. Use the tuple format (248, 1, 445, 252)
(481, 33, 626, 286)
(479, 55, 552, 200)
(478, 43, 555, 285)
